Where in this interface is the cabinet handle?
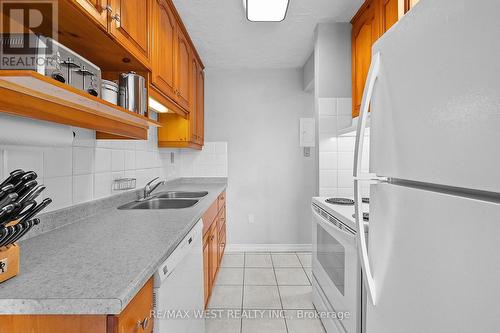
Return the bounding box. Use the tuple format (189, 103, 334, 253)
(137, 317, 150, 330)
(104, 5, 113, 13)
(112, 13, 121, 22)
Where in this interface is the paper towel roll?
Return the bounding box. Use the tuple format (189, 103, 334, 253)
(0, 114, 74, 147)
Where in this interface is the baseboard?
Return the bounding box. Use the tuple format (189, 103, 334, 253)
(226, 244, 312, 253)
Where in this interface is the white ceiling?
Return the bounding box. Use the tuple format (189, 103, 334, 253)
(172, 0, 363, 69)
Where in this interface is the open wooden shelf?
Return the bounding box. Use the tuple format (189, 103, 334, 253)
(0, 70, 160, 140)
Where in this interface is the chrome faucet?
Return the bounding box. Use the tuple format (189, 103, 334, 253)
(143, 177, 166, 200)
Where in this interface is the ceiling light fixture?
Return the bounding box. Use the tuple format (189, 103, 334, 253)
(243, 0, 290, 22)
(148, 97, 169, 113)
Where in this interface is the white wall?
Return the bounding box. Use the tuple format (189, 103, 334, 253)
(204, 68, 316, 247)
(314, 23, 352, 99)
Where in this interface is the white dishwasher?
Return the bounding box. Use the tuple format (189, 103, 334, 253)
(153, 219, 205, 333)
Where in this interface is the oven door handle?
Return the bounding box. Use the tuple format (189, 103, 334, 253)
(353, 52, 381, 306)
(311, 207, 356, 242)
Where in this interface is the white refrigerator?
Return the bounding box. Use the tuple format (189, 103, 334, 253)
(353, 0, 500, 332)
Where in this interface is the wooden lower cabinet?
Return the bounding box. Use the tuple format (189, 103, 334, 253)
(107, 278, 154, 333)
(203, 231, 211, 305)
(202, 192, 227, 308)
(0, 278, 154, 333)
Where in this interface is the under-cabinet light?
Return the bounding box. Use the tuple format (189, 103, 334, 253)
(244, 0, 290, 22)
(148, 97, 169, 113)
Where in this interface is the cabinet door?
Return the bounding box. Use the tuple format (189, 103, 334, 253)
(151, 0, 176, 101)
(73, 0, 108, 28)
(175, 29, 191, 112)
(203, 234, 210, 307)
(189, 57, 198, 143)
(196, 66, 204, 145)
(109, 0, 151, 67)
(108, 278, 154, 333)
(351, 0, 378, 118)
(218, 222, 226, 263)
(209, 223, 219, 284)
(379, 0, 404, 33)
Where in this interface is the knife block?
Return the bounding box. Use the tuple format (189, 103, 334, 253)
(0, 244, 19, 283)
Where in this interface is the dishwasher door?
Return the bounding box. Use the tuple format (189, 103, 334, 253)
(153, 220, 205, 333)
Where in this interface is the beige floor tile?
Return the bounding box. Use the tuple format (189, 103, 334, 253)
(208, 285, 243, 309)
(279, 286, 315, 309)
(245, 253, 273, 268)
(206, 317, 242, 333)
(221, 254, 245, 268)
(242, 317, 287, 333)
(271, 253, 302, 267)
(244, 268, 277, 285)
(243, 286, 282, 309)
(275, 268, 310, 286)
(216, 268, 244, 285)
(297, 253, 312, 268)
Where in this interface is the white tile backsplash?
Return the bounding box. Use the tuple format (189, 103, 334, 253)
(72, 147, 94, 175)
(0, 111, 226, 213)
(94, 172, 112, 199)
(6, 148, 44, 177)
(94, 148, 112, 173)
(318, 98, 337, 116)
(338, 151, 355, 170)
(0, 121, 182, 212)
(337, 98, 352, 117)
(44, 176, 73, 211)
(179, 142, 228, 178)
(319, 152, 338, 170)
(319, 116, 337, 134)
(44, 147, 72, 178)
(318, 97, 370, 197)
(72, 174, 93, 203)
(111, 150, 125, 172)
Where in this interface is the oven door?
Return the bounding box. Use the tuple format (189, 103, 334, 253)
(312, 205, 361, 333)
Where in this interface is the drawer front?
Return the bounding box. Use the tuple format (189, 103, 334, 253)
(108, 278, 154, 333)
(217, 191, 226, 212)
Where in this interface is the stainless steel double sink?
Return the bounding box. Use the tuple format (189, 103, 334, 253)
(118, 191, 208, 210)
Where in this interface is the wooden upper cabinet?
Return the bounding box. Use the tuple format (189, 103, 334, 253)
(351, 0, 378, 118)
(151, 0, 177, 101)
(189, 57, 198, 143)
(379, 0, 404, 33)
(108, 0, 151, 67)
(73, 0, 108, 28)
(196, 65, 205, 146)
(175, 29, 191, 112)
(405, 0, 420, 12)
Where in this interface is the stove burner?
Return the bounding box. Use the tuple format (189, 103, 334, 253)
(362, 197, 370, 204)
(326, 198, 355, 205)
(352, 213, 369, 222)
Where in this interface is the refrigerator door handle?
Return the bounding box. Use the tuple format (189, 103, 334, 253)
(353, 52, 381, 306)
(353, 51, 381, 180)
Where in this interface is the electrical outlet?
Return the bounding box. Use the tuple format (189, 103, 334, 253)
(248, 214, 255, 224)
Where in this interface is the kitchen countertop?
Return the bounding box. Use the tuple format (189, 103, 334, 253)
(0, 178, 227, 315)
